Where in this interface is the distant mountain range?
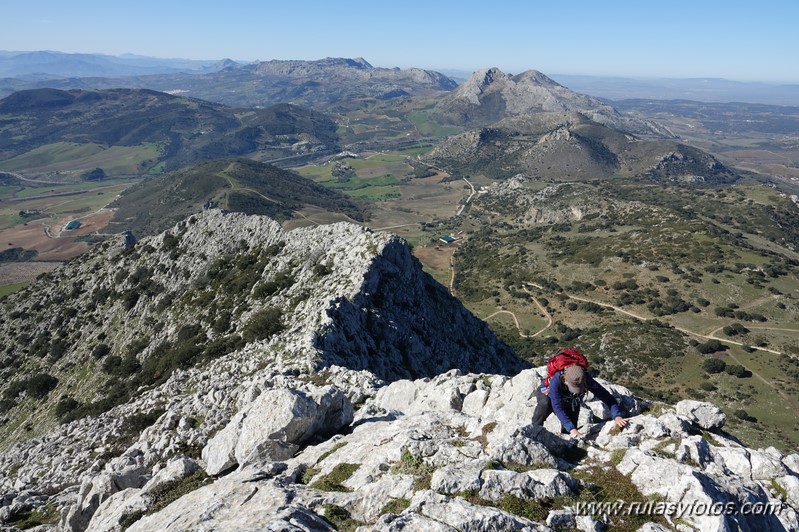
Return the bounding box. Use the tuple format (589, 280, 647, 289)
(438, 67, 799, 106)
(3, 52, 799, 107)
(0, 50, 226, 79)
(0, 55, 457, 109)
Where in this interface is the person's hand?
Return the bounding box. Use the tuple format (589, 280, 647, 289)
(614, 416, 628, 429)
(570, 428, 581, 438)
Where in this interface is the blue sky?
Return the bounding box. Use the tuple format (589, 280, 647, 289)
(5, 0, 798, 82)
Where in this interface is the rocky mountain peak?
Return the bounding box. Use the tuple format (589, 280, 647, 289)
(513, 68, 562, 87)
(431, 66, 670, 137)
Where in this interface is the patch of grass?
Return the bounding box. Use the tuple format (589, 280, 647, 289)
(380, 498, 411, 515)
(390, 449, 437, 490)
(610, 449, 627, 466)
(322, 504, 364, 531)
(310, 463, 360, 492)
(0, 282, 29, 298)
(8, 504, 60, 529)
(300, 466, 320, 485)
(570, 464, 668, 531)
(458, 490, 564, 524)
(475, 421, 498, 450)
(772, 478, 788, 501)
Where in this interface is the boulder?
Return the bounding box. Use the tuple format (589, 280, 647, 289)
(784, 454, 799, 476)
(676, 435, 715, 469)
(62, 469, 149, 532)
(83, 457, 202, 532)
(202, 386, 353, 475)
(675, 400, 726, 430)
(776, 475, 799, 510)
(403, 490, 547, 531)
(430, 460, 485, 495)
(478, 468, 576, 502)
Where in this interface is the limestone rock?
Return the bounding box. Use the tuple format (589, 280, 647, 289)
(675, 400, 727, 430)
(403, 490, 547, 531)
(430, 461, 485, 495)
(617, 447, 788, 531)
(202, 385, 353, 475)
(62, 469, 149, 532)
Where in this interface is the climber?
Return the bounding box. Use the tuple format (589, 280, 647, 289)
(531, 357, 628, 438)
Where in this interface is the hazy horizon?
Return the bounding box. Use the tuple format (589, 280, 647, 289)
(5, 0, 799, 84)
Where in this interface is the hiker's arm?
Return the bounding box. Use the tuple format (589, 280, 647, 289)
(587, 377, 624, 420)
(549, 373, 577, 433)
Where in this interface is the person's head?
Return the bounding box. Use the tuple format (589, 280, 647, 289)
(563, 365, 587, 395)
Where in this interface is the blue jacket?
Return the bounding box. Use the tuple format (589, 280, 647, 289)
(549, 371, 623, 432)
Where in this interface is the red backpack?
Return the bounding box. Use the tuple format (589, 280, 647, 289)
(543, 348, 588, 387)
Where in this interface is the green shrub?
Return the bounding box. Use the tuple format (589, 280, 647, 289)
(725, 364, 748, 378)
(55, 397, 81, 420)
(92, 343, 112, 359)
(5, 373, 59, 400)
(697, 340, 727, 354)
(161, 233, 180, 251)
(702, 358, 726, 374)
(0, 398, 17, 413)
(8, 504, 59, 529)
(734, 409, 757, 422)
(202, 334, 243, 360)
(242, 308, 284, 343)
(322, 504, 364, 531)
(723, 323, 750, 336)
(119, 408, 166, 443)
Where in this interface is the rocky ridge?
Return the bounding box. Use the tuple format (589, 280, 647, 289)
(28, 369, 799, 531)
(0, 209, 524, 529)
(430, 67, 671, 137)
(477, 176, 664, 226)
(428, 112, 736, 182)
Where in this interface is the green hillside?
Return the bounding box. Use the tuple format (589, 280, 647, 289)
(109, 158, 367, 237)
(0, 89, 338, 178)
(436, 175, 799, 450)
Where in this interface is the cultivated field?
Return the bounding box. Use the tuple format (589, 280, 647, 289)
(0, 179, 134, 286)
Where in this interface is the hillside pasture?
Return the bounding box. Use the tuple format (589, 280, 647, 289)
(0, 142, 160, 178)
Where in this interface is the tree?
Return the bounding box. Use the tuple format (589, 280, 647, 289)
(725, 364, 749, 378)
(697, 340, 727, 354)
(702, 358, 726, 374)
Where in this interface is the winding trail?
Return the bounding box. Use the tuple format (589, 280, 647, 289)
(523, 286, 555, 337)
(524, 281, 785, 355)
(455, 177, 476, 216)
(449, 251, 456, 294)
(485, 310, 530, 338)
